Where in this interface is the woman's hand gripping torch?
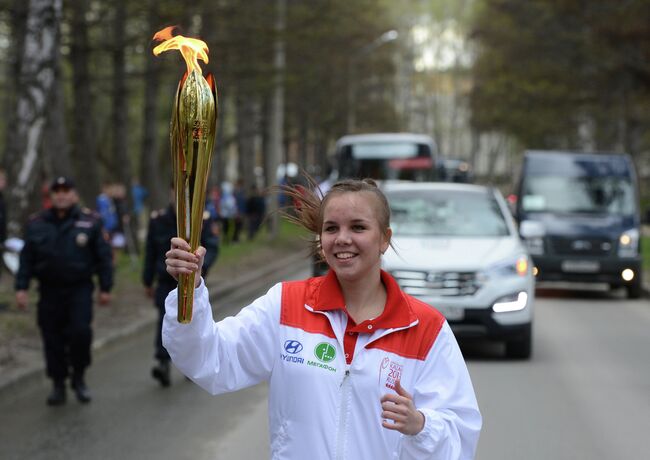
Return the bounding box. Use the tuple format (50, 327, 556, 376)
(153, 26, 218, 323)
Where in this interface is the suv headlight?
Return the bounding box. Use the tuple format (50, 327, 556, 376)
(618, 228, 639, 257)
(493, 291, 528, 313)
(481, 255, 530, 280)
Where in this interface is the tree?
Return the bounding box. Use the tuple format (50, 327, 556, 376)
(69, 0, 100, 206)
(469, 0, 650, 156)
(3, 0, 63, 233)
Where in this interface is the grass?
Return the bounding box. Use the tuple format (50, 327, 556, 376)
(642, 235, 650, 272)
(113, 218, 309, 285)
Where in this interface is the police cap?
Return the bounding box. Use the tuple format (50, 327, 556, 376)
(50, 176, 76, 191)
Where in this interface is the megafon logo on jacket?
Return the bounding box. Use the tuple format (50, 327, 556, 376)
(314, 342, 336, 363)
(305, 342, 337, 373)
(378, 357, 403, 390)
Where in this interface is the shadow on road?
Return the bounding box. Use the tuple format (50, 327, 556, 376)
(534, 283, 626, 300)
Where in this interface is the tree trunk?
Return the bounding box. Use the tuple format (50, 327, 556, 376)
(236, 91, 257, 191)
(2, 0, 28, 169)
(266, 0, 286, 238)
(112, 0, 131, 187)
(213, 100, 227, 187)
(301, 114, 310, 173)
(43, 33, 72, 179)
(70, 0, 100, 207)
(139, 0, 168, 210)
(4, 0, 62, 235)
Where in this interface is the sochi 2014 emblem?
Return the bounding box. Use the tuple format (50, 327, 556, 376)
(378, 357, 403, 390)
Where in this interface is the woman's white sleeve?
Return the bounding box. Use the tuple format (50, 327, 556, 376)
(162, 279, 281, 395)
(401, 322, 482, 460)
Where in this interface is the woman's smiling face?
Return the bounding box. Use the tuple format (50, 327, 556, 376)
(320, 191, 391, 283)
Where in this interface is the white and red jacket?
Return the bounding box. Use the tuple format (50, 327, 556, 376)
(163, 270, 481, 459)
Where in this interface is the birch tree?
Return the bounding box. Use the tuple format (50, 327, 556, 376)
(4, 0, 62, 234)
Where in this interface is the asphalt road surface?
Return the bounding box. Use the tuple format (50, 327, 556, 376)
(1, 274, 649, 460)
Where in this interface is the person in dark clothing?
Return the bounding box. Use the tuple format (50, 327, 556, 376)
(143, 200, 219, 387)
(245, 185, 266, 240)
(15, 176, 114, 406)
(232, 179, 247, 243)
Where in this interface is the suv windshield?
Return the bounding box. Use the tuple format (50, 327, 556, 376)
(522, 176, 635, 215)
(387, 189, 509, 237)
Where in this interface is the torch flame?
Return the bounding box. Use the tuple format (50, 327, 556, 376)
(152, 26, 209, 74)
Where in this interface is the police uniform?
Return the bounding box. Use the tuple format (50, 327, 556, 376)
(15, 202, 113, 398)
(142, 204, 219, 385)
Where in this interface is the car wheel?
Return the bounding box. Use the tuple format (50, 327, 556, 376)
(626, 277, 642, 299)
(505, 326, 532, 360)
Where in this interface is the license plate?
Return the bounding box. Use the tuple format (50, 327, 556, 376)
(561, 260, 600, 273)
(437, 306, 464, 321)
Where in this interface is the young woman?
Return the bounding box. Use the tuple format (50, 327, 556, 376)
(163, 179, 481, 459)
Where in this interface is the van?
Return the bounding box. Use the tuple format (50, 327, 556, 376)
(515, 150, 642, 298)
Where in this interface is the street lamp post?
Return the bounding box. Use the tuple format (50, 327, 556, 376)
(347, 30, 399, 134)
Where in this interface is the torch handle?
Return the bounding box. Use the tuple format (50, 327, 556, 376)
(177, 272, 196, 324)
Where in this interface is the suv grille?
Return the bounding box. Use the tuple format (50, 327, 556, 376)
(390, 270, 480, 297)
(550, 236, 613, 256)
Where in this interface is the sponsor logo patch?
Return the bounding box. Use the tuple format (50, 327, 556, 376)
(314, 342, 336, 363)
(284, 340, 303, 354)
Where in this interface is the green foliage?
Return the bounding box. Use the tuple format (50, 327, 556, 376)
(469, 0, 650, 154)
(285, 0, 400, 137)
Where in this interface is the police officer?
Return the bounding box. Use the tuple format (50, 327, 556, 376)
(15, 176, 113, 406)
(143, 194, 219, 387)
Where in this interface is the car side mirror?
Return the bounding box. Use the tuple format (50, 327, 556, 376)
(519, 220, 545, 239)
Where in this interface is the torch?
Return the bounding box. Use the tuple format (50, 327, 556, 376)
(153, 26, 218, 323)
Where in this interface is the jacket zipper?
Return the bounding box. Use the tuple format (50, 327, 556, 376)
(335, 369, 351, 460)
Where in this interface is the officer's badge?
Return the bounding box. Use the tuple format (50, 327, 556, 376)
(76, 232, 89, 247)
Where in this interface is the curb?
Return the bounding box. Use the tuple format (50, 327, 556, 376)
(0, 250, 308, 397)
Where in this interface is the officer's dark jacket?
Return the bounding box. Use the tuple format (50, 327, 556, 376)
(15, 205, 114, 291)
(143, 205, 219, 288)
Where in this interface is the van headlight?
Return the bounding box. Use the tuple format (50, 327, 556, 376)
(618, 229, 639, 257)
(481, 255, 530, 280)
(524, 237, 544, 255)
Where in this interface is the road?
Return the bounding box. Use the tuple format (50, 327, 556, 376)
(1, 271, 649, 459)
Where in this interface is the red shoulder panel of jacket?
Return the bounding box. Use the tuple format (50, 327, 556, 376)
(365, 294, 445, 361)
(280, 278, 336, 339)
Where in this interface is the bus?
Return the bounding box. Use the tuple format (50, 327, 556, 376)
(334, 133, 439, 182)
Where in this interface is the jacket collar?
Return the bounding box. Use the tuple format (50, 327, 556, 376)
(309, 269, 416, 329)
(46, 204, 80, 221)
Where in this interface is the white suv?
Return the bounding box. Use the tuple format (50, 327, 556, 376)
(381, 182, 535, 359)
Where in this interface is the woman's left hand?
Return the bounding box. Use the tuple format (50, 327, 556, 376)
(380, 379, 425, 435)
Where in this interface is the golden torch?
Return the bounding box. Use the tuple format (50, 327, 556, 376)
(153, 26, 218, 323)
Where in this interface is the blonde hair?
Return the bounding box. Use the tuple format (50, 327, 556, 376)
(279, 175, 391, 258)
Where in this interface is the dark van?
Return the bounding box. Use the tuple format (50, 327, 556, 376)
(515, 150, 643, 298)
